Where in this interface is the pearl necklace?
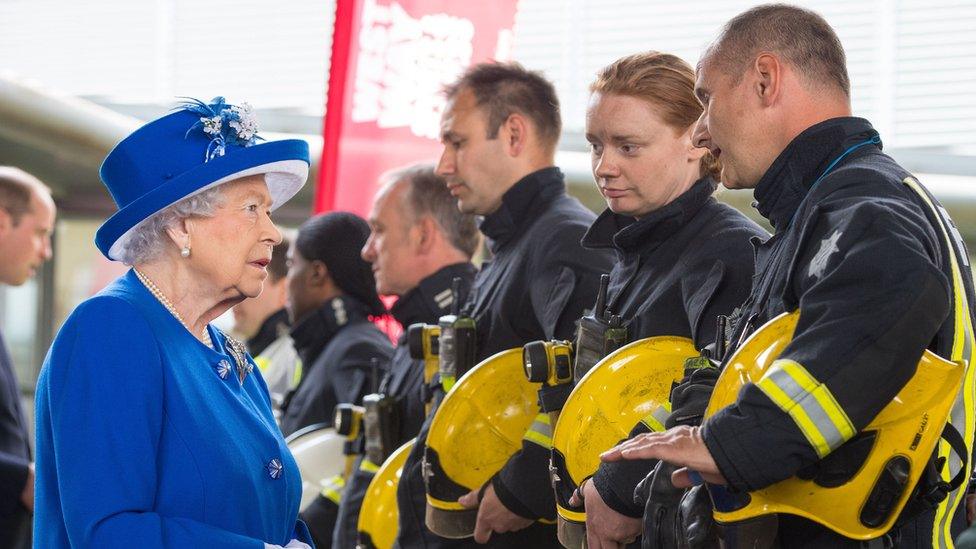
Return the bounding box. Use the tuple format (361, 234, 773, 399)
(134, 269, 213, 349)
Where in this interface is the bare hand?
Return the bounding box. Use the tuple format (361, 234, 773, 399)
(21, 464, 34, 512)
(600, 426, 727, 487)
(567, 479, 641, 549)
(458, 484, 534, 544)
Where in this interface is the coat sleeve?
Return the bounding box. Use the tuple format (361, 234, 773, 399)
(0, 452, 28, 516)
(333, 336, 393, 406)
(493, 223, 613, 520)
(703, 193, 951, 491)
(40, 296, 268, 548)
(530, 220, 614, 342)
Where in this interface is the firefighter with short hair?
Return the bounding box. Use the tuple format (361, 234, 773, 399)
(330, 163, 479, 548)
(602, 5, 976, 547)
(395, 61, 614, 548)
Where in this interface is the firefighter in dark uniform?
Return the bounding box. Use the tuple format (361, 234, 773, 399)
(601, 5, 976, 548)
(330, 163, 479, 548)
(565, 51, 767, 548)
(395, 62, 614, 548)
(281, 212, 394, 548)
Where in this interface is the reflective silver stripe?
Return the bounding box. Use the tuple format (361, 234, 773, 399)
(640, 402, 671, 432)
(523, 413, 553, 448)
(756, 359, 855, 458)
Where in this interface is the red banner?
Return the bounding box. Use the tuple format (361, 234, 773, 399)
(316, 0, 519, 215)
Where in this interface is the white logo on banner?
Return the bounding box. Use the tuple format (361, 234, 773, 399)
(351, 0, 475, 139)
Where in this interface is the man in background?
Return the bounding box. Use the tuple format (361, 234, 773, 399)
(331, 162, 479, 547)
(0, 167, 56, 548)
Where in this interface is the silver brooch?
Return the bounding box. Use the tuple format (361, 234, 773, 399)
(216, 360, 232, 380)
(224, 336, 252, 385)
(267, 458, 283, 479)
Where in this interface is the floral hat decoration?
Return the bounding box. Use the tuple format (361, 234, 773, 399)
(95, 96, 310, 261)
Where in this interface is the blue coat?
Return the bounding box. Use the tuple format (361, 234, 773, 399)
(34, 270, 311, 547)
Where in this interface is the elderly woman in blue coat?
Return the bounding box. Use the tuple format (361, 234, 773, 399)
(34, 98, 314, 548)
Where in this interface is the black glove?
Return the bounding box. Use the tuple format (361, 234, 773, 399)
(638, 461, 686, 549)
(666, 364, 720, 429)
(677, 485, 719, 549)
(638, 463, 723, 549)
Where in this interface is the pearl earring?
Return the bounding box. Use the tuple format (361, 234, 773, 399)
(181, 246, 191, 258)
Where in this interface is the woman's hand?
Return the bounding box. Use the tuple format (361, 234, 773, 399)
(600, 426, 727, 487)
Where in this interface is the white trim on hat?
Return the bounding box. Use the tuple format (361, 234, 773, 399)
(107, 159, 308, 261)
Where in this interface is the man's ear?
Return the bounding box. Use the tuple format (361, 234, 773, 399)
(501, 113, 529, 157)
(415, 215, 439, 254)
(754, 53, 782, 107)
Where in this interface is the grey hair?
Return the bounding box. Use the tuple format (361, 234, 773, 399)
(379, 163, 480, 258)
(115, 185, 227, 265)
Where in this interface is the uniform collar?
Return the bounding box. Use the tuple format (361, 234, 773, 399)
(478, 166, 566, 252)
(289, 295, 372, 360)
(582, 176, 718, 255)
(390, 262, 478, 328)
(247, 308, 289, 356)
(753, 117, 881, 231)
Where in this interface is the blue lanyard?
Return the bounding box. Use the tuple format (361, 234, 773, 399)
(785, 135, 881, 230)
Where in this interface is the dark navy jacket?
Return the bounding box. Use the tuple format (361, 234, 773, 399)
(396, 167, 614, 548)
(702, 117, 976, 547)
(0, 328, 31, 548)
(583, 177, 766, 517)
(280, 295, 393, 438)
(333, 262, 476, 549)
(286, 295, 393, 548)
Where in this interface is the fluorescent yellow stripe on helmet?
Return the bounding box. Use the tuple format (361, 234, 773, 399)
(428, 497, 468, 511)
(523, 413, 554, 449)
(756, 359, 855, 458)
(319, 474, 346, 505)
(359, 458, 380, 474)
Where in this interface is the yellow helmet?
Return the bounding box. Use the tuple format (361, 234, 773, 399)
(551, 336, 694, 548)
(356, 439, 415, 549)
(285, 423, 349, 511)
(704, 311, 964, 540)
(423, 348, 540, 538)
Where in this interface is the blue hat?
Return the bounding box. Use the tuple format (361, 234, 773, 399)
(95, 97, 310, 261)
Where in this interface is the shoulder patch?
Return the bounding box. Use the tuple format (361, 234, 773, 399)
(808, 230, 843, 280)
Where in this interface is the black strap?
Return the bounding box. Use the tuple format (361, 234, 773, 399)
(896, 423, 969, 528)
(940, 422, 968, 493)
(538, 383, 574, 413)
